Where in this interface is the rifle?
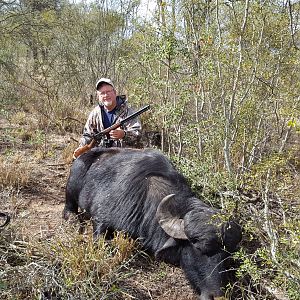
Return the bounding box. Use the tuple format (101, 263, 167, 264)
(73, 104, 150, 159)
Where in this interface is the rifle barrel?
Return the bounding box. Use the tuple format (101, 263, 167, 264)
(95, 104, 150, 137)
(120, 104, 150, 125)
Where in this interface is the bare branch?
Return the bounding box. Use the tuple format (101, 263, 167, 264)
(287, 0, 300, 50)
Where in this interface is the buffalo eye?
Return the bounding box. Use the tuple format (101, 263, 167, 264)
(189, 237, 199, 245)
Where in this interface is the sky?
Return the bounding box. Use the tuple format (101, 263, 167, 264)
(139, 0, 156, 19)
(71, 0, 157, 19)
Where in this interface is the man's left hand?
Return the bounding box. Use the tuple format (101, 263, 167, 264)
(109, 128, 125, 140)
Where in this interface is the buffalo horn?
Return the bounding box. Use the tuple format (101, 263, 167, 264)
(156, 194, 188, 240)
(0, 212, 10, 228)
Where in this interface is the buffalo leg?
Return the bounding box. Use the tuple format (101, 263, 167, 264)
(63, 188, 79, 220)
(92, 220, 108, 240)
(62, 204, 78, 220)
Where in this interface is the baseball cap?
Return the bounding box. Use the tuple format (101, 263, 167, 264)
(96, 78, 115, 90)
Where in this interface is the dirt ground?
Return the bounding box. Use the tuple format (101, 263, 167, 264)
(0, 116, 198, 300)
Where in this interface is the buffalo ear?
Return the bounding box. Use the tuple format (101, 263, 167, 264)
(222, 220, 242, 252)
(155, 237, 181, 266)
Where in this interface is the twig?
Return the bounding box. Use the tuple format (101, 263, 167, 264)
(263, 168, 278, 263)
(46, 163, 68, 167)
(61, 116, 84, 125)
(70, 136, 79, 143)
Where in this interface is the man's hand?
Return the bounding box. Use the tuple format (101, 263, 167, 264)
(109, 128, 125, 140)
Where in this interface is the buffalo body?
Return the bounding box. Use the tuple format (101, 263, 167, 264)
(63, 148, 242, 300)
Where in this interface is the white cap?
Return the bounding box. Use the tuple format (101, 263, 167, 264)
(96, 78, 115, 90)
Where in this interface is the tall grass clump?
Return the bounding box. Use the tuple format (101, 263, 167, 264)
(0, 155, 32, 189)
(0, 224, 138, 300)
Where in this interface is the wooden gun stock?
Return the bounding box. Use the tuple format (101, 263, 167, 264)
(73, 139, 96, 159)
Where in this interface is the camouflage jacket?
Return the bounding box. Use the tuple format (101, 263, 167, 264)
(79, 96, 142, 148)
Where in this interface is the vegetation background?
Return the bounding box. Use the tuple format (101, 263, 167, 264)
(0, 0, 299, 299)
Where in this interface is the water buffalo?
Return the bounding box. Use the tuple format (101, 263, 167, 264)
(63, 148, 242, 300)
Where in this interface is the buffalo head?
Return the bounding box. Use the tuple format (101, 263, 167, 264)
(156, 194, 242, 300)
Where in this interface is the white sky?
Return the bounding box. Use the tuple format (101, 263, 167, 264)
(71, 0, 157, 17)
(139, 0, 156, 19)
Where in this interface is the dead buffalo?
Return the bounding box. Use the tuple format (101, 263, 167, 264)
(63, 148, 242, 300)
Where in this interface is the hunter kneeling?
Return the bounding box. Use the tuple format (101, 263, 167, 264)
(73, 78, 148, 159)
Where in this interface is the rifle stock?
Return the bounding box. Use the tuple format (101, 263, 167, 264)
(73, 139, 96, 159)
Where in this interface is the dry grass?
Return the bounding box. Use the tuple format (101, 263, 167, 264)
(47, 228, 137, 287)
(0, 223, 138, 300)
(10, 111, 31, 126)
(0, 155, 32, 189)
(61, 139, 78, 164)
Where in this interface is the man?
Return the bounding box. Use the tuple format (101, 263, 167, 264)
(78, 78, 142, 149)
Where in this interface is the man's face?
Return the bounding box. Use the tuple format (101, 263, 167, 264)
(97, 84, 117, 110)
